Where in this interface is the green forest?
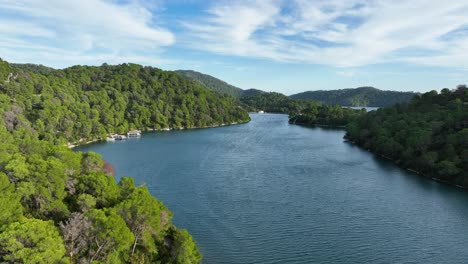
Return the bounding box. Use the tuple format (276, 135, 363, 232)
(289, 105, 366, 127)
(290, 87, 417, 107)
(239, 92, 319, 115)
(175, 70, 268, 101)
(175, 70, 244, 98)
(175, 70, 417, 112)
(0, 94, 201, 263)
(0, 58, 259, 263)
(3, 60, 249, 145)
(0, 117, 201, 263)
(345, 86, 468, 187)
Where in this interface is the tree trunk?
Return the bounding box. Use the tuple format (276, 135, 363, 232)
(132, 236, 139, 254)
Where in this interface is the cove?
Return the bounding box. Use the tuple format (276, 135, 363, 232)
(76, 114, 468, 264)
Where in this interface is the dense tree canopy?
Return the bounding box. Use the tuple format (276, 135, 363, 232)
(345, 86, 468, 187)
(1, 59, 249, 145)
(0, 58, 205, 263)
(290, 87, 417, 107)
(0, 218, 66, 263)
(289, 105, 366, 127)
(240, 92, 320, 115)
(175, 70, 244, 97)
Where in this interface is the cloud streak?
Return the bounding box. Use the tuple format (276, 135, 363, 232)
(182, 0, 468, 68)
(0, 0, 174, 67)
(1, 0, 467, 71)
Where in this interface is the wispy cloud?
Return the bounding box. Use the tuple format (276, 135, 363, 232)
(182, 0, 468, 68)
(0, 0, 175, 67)
(1, 0, 467, 72)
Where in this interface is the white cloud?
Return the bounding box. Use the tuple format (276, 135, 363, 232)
(1, 0, 467, 71)
(182, 0, 468, 68)
(182, 0, 281, 57)
(0, 0, 174, 67)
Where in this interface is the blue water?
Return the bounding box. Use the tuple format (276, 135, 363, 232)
(76, 114, 468, 263)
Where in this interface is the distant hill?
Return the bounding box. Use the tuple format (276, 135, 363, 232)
(11, 63, 56, 75)
(241, 88, 265, 97)
(290, 87, 418, 107)
(240, 92, 319, 115)
(175, 70, 271, 98)
(175, 70, 244, 97)
(174, 71, 416, 109)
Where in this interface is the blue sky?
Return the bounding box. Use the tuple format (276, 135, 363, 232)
(0, 0, 467, 94)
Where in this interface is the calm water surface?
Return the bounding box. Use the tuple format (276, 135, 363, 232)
(77, 114, 468, 264)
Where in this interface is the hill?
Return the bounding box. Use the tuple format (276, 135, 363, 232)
(241, 88, 265, 97)
(175, 70, 244, 97)
(240, 91, 319, 115)
(174, 70, 268, 99)
(0, 58, 207, 263)
(0, 59, 249, 145)
(345, 85, 468, 188)
(289, 105, 366, 127)
(174, 71, 416, 109)
(12, 63, 56, 75)
(290, 87, 417, 107)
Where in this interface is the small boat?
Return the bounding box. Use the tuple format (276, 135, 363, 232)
(127, 130, 141, 137)
(114, 134, 127, 140)
(258, 110, 265, 114)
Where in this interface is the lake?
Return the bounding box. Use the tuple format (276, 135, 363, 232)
(76, 113, 468, 264)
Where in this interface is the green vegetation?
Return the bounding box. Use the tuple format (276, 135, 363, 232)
(240, 88, 265, 97)
(290, 87, 417, 107)
(289, 105, 366, 127)
(12, 63, 56, 75)
(2, 59, 249, 145)
(175, 70, 244, 97)
(240, 92, 319, 115)
(174, 70, 267, 100)
(174, 70, 417, 114)
(0, 58, 245, 263)
(345, 86, 468, 187)
(0, 108, 202, 263)
(173, 69, 329, 115)
(243, 91, 367, 126)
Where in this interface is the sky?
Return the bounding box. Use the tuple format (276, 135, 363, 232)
(0, 0, 467, 94)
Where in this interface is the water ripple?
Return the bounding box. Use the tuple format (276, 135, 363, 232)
(76, 114, 468, 264)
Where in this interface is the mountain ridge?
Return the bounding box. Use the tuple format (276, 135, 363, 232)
(290, 86, 418, 107)
(175, 70, 244, 97)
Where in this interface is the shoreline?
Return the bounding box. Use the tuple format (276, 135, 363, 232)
(345, 139, 468, 191)
(289, 121, 347, 129)
(68, 120, 249, 149)
(292, 119, 467, 191)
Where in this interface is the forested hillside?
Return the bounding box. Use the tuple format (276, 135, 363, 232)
(240, 92, 319, 115)
(290, 87, 417, 107)
(345, 86, 468, 187)
(12, 63, 56, 75)
(241, 88, 265, 97)
(1, 59, 249, 145)
(0, 59, 203, 262)
(174, 70, 268, 99)
(289, 105, 366, 127)
(170, 71, 317, 115)
(175, 70, 244, 97)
